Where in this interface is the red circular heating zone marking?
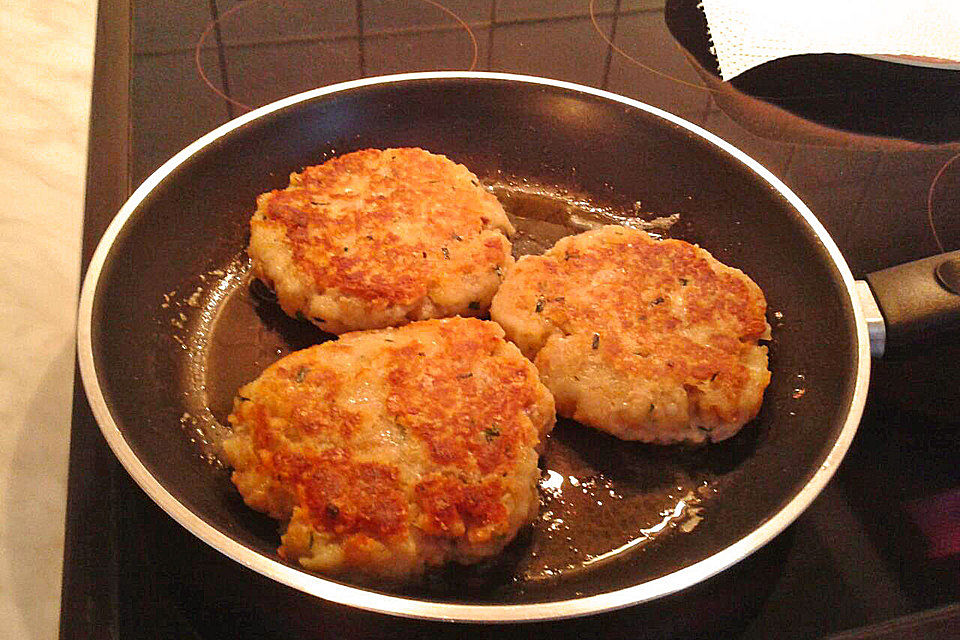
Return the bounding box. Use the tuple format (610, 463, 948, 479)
(195, 0, 479, 113)
(588, 0, 711, 93)
(927, 150, 960, 253)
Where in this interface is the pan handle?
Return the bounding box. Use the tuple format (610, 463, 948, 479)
(858, 250, 960, 358)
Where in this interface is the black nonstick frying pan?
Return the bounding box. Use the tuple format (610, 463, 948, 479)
(76, 73, 960, 623)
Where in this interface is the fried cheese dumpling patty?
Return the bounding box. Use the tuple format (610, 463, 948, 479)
(222, 317, 555, 580)
(490, 226, 770, 444)
(248, 148, 514, 334)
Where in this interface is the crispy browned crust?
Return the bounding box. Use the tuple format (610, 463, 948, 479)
(490, 225, 770, 443)
(249, 148, 514, 333)
(223, 318, 555, 579)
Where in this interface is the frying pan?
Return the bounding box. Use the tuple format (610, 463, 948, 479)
(76, 72, 959, 623)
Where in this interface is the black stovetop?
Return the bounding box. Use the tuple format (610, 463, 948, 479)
(61, 1, 960, 638)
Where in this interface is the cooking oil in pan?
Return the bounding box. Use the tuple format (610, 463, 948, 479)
(518, 420, 713, 582)
(159, 179, 728, 584)
(488, 180, 681, 258)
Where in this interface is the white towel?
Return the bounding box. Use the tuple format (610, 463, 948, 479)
(699, 0, 960, 79)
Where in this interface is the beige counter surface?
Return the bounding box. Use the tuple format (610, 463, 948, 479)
(0, 1, 97, 637)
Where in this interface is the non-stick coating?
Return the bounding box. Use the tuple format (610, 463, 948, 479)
(85, 76, 860, 610)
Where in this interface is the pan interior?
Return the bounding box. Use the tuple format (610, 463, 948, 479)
(88, 77, 860, 607)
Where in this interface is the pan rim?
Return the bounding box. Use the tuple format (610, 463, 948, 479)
(76, 71, 871, 623)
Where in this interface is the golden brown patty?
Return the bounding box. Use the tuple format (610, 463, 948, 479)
(248, 148, 514, 334)
(222, 317, 555, 580)
(490, 226, 770, 444)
